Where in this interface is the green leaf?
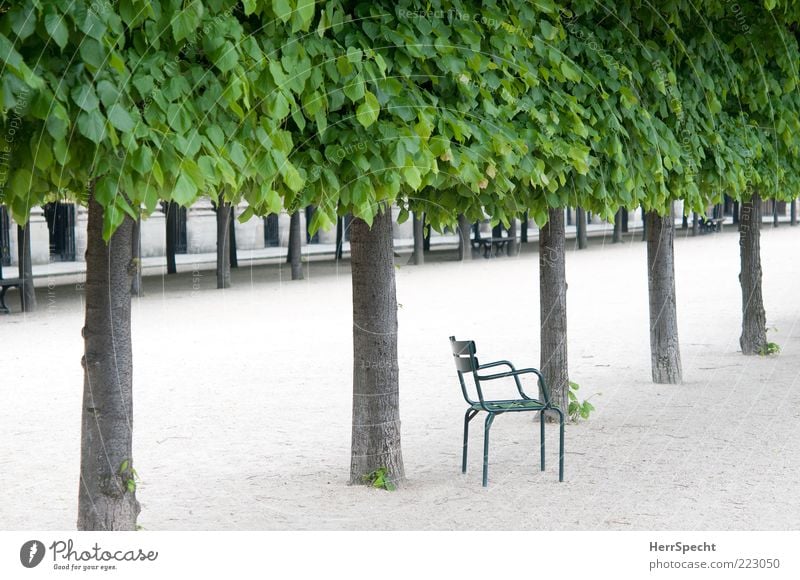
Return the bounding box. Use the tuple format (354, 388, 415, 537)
(72, 85, 99, 112)
(9, 168, 33, 197)
(108, 104, 136, 133)
(213, 41, 238, 73)
(79, 38, 105, 69)
(242, 0, 257, 15)
(296, 0, 315, 30)
(560, 61, 581, 83)
(172, 174, 198, 206)
(44, 13, 69, 50)
(172, 7, 200, 43)
(131, 145, 153, 174)
(272, 0, 292, 23)
(32, 140, 53, 171)
(95, 176, 118, 207)
(272, 92, 290, 119)
(77, 111, 106, 143)
(356, 91, 380, 128)
(281, 162, 304, 192)
(403, 166, 422, 190)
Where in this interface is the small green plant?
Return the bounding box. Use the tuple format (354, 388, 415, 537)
(759, 342, 781, 355)
(760, 327, 781, 356)
(362, 467, 396, 491)
(567, 381, 599, 422)
(119, 460, 139, 493)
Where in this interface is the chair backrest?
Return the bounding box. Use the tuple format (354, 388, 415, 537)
(449, 336, 481, 404)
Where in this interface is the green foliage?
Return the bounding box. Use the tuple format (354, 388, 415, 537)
(759, 342, 781, 356)
(119, 459, 139, 494)
(3, 0, 800, 237)
(567, 381, 598, 423)
(362, 467, 396, 491)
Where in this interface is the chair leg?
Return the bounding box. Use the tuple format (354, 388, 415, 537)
(482, 413, 495, 487)
(539, 409, 545, 471)
(0, 287, 9, 314)
(555, 407, 565, 482)
(462, 409, 478, 473)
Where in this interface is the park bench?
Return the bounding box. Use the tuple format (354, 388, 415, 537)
(0, 273, 21, 314)
(471, 236, 511, 258)
(449, 336, 564, 486)
(699, 217, 724, 233)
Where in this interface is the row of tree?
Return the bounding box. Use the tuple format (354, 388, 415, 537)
(1, 0, 798, 530)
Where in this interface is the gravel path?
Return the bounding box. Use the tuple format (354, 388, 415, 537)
(1, 226, 798, 530)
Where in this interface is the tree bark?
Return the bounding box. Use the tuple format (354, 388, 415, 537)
(790, 199, 797, 226)
(216, 200, 232, 289)
(165, 202, 177, 275)
(575, 207, 588, 249)
(349, 207, 405, 486)
(411, 211, 424, 265)
(691, 211, 699, 236)
(457, 214, 472, 261)
(739, 192, 767, 354)
(645, 209, 682, 384)
(287, 211, 303, 280)
(507, 218, 518, 256)
(78, 197, 140, 530)
(229, 211, 238, 268)
(613, 208, 622, 243)
(335, 216, 344, 260)
(539, 208, 568, 415)
(521, 211, 529, 243)
(17, 224, 36, 312)
(621, 207, 629, 233)
(773, 199, 780, 227)
(130, 215, 142, 297)
(733, 201, 740, 224)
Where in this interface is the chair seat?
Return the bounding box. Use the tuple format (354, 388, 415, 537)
(472, 399, 546, 412)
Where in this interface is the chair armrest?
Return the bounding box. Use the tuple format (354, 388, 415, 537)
(477, 360, 516, 372)
(476, 367, 543, 401)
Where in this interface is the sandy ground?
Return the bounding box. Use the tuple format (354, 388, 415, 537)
(1, 226, 799, 531)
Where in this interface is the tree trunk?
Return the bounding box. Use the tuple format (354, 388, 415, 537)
(422, 213, 431, 252)
(773, 199, 779, 227)
(457, 214, 472, 261)
(130, 215, 142, 297)
(739, 192, 767, 354)
(641, 206, 647, 241)
(77, 197, 140, 530)
(733, 201, 740, 224)
(790, 199, 797, 226)
(287, 211, 304, 280)
(335, 216, 344, 260)
(507, 218, 518, 256)
(411, 211, 424, 265)
(216, 200, 231, 289)
(691, 211, 699, 236)
(349, 207, 405, 486)
(575, 207, 588, 249)
(165, 202, 177, 275)
(621, 207, 629, 233)
(681, 213, 688, 230)
(521, 211, 529, 243)
(539, 208, 568, 415)
(613, 208, 622, 243)
(17, 224, 36, 312)
(645, 209, 682, 384)
(229, 211, 238, 268)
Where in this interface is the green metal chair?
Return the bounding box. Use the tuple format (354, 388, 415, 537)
(449, 336, 564, 486)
